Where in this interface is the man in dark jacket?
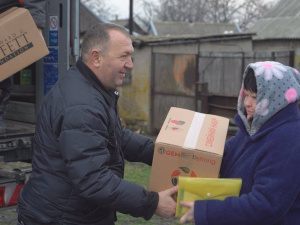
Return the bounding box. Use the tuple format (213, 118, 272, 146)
(17, 23, 178, 225)
(0, 0, 46, 133)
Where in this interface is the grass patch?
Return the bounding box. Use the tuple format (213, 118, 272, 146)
(115, 161, 190, 225)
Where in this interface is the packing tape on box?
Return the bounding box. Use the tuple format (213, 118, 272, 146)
(183, 113, 205, 149)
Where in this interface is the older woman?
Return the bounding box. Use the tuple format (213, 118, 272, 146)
(180, 61, 300, 225)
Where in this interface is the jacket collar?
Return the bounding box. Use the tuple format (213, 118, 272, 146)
(235, 101, 300, 140)
(76, 59, 119, 106)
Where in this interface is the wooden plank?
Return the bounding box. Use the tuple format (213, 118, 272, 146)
(11, 85, 35, 93)
(153, 94, 195, 132)
(4, 120, 35, 134)
(154, 53, 196, 95)
(5, 101, 36, 124)
(153, 95, 177, 132)
(223, 57, 243, 96)
(154, 54, 175, 93)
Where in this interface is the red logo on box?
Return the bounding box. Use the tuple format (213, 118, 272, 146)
(171, 120, 185, 125)
(171, 167, 196, 186)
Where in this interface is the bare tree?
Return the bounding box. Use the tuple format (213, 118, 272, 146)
(134, 0, 157, 28)
(234, 0, 274, 30)
(204, 0, 244, 23)
(80, 0, 112, 20)
(153, 0, 209, 22)
(139, 0, 278, 31)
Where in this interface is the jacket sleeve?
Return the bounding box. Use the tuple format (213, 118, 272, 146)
(121, 126, 155, 166)
(193, 124, 300, 225)
(22, 0, 46, 28)
(219, 135, 236, 176)
(57, 104, 158, 220)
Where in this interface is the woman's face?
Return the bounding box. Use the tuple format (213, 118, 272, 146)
(243, 89, 257, 121)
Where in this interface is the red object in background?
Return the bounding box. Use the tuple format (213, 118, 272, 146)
(0, 186, 5, 207)
(8, 184, 24, 206)
(0, 183, 25, 207)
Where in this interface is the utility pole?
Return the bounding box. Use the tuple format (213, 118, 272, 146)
(129, 0, 133, 35)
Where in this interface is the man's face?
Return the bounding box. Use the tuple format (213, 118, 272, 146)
(99, 30, 134, 90)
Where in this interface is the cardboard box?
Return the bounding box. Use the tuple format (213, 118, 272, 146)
(148, 107, 229, 192)
(0, 7, 49, 82)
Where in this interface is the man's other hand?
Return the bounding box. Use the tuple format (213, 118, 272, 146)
(155, 186, 178, 218)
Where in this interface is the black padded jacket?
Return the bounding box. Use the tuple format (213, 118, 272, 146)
(17, 59, 158, 225)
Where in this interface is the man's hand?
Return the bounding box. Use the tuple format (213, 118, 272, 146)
(179, 201, 195, 224)
(155, 186, 178, 218)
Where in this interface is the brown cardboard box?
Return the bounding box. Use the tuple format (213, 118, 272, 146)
(148, 107, 229, 192)
(0, 7, 49, 82)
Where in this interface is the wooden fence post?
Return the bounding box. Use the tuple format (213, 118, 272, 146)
(199, 82, 209, 113)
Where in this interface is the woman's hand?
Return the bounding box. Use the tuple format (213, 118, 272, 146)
(180, 201, 195, 224)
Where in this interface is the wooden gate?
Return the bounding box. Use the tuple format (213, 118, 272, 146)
(151, 53, 198, 133)
(197, 51, 294, 117)
(151, 51, 294, 134)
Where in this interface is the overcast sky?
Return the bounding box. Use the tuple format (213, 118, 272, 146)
(106, 0, 279, 20)
(105, 0, 136, 20)
(106, 0, 159, 20)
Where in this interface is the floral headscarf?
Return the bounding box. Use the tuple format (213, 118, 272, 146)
(237, 61, 300, 135)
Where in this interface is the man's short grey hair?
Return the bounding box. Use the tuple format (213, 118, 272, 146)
(80, 23, 130, 63)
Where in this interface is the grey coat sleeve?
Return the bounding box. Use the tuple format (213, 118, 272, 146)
(121, 126, 155, 165)
(22, 0, 46, 28)
(56, 102, 159, 220)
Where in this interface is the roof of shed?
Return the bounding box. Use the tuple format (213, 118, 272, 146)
(131, 32, 254, 47)
(247, 0, 300, 40)
(110, 19, 148, 35)
(150, 21, 240, 36)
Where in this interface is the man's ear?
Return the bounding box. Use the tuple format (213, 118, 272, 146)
(90, 49, 102, 67)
